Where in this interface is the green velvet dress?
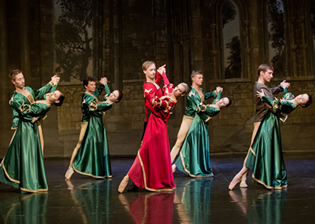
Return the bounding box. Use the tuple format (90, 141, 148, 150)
(245, 90, 289, 189)
(0, 83, 53, 193)
(175, 88, 217, 177)
(72, 84, 113, 178)
(197, 91, 221, 122)
(261, 88, 296, 115)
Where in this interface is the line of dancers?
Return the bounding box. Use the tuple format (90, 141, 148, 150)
(0, 63, 312, 193)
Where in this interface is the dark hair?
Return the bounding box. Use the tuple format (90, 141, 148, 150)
(226, 97, 232, 107)
(116, 90, 123, 103)
(54, 93, 65, 106)
(9, 69, 22, 80)
(257, 64, 274, 76)
(191, 70, 203, 78)
(83, 76, 96, 89)
(301, 94, 312, 108)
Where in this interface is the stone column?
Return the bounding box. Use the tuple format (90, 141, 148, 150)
(0, 0, 8, 91)
(188, 0, 203, 70)
(248, 0, 260, 81)
(105, 0, 129, 132)
(19, 0, 31, 81)
(0, 0, 12, 156)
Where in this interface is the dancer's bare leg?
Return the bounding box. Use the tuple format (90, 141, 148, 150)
(228, 167, 249, 190)
(170, 117, 193, 172)
(118, 175, 130, 193)
(235, 122, 260, 189)
(240, 172, 248, 188)
(65, 123, 88, 180)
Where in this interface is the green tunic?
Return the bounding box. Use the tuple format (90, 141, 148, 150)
(0, 83, 53, 193)
(175, 88, 217, 177)
(72, 84, 113, 178)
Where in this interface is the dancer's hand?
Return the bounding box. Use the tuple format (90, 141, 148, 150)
(51, 75, 60, 85)
(256, 90, 265, 99)
(157, 64, 166, 75)
(216, 86, 223, 93)
(280, 80, 290, 89)
(100, 77, 108, 85)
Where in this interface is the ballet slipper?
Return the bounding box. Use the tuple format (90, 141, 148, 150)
(240, 174, 248, 188)
(118, 175, 129, 193)
(65, 167, 74, 180)
(172, 164, 176, 173)
(228, 174, 242, 190)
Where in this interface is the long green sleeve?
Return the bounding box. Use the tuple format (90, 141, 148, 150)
(93, 84, 105, 98)
(34, 82, 53, 100)
(204, 90, 217, 100)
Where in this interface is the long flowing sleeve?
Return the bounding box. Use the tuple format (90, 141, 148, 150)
(155, 71, 163, 86)
(282, 88, 295, 101)
(152, 84, 175, 112)
(144, 86, 161, 107)
(10, 98, 24, 113)
(34, 82, 54, 100)
(90, 102, 113, 112)
(103, 84, 111, 101)
(21, 104, 50, 116)
(197, 91, 221, 121)
(161, 71, 170, 86)
(104, 84, 110, 95)
(10, 100, 49, 117)
(204, 90, 217, 100)
(212, 91, 221, 104)
(93, 84, 105, 98)
(43, 84, 58, 100)
(261, 96, 280, 112)
(9, 92, 29, 127)
(11, 108, 19, 129)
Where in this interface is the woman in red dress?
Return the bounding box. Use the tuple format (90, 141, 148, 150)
(118, 61, 189, 193)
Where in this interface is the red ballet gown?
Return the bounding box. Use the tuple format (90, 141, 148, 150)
(128, 72, 176, 191)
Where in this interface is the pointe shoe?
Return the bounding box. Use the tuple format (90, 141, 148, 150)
(118, 176, 129, 193)
(240, 175, 248, 188)
(172, 164, 176, 173)
(228, 175, 241, 190)
(65, 167, 74, 180)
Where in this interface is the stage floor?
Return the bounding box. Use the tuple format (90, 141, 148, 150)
(1, 157, 315, 224)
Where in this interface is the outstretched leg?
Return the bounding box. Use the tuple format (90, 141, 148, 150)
(170, 117, 193, 174)
(65, 123, 88, 180)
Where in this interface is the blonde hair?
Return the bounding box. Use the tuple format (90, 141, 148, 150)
(179, 82, 189, 94)
(142, 61, 155, 71)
